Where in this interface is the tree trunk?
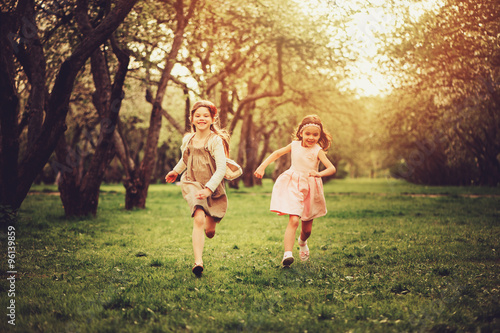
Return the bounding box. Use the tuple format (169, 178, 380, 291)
(272, 126, 292, 181)
(0, 12, 20, 210)
(184, 89, 191, 132)
(124, 0, 198, 209)
(55, 135, 104, 217)
(0, 0, 138, 214)
(55, 1, 130, 217)
(124, 168, 147, 209)
(238, 96, 260, 187)
(57, 56, 128, 216)
(241, 114, 256, 187)
(219, 85, 230, 128)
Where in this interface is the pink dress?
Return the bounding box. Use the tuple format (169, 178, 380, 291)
(270, 140, 327, 221)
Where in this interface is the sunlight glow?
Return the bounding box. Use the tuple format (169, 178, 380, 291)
(297, 0, 444, 97)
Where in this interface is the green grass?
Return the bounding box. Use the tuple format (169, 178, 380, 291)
(2, 178, 499, 332)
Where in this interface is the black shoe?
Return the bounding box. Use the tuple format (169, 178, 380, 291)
(192, 264, 204, 277)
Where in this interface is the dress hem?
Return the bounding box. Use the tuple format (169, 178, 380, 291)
(270, 209, 326, 221)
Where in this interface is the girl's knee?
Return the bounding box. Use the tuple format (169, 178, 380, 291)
(193, 210, 205, 228)
(193, 218, 204, 229)
(288, 215, 300, 228)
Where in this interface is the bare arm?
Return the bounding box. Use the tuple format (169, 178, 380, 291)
(309, 149, 336, 178)
(254, 144, 292, 179)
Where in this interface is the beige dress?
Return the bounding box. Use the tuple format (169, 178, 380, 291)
(180, 134, 227, 222)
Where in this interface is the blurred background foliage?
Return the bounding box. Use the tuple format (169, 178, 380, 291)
(3, 0, 499, 214)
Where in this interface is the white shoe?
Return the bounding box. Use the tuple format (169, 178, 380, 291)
(298, 238, 310, 261)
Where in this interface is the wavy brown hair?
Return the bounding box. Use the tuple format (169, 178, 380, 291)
(294, 114, 332, 150)
(189, 100, 230, 157)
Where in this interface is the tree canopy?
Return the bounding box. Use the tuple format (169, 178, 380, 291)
(380, 0, 500, 185)
(2, 0, 498, 219)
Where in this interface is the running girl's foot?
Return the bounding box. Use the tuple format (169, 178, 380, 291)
(298, 237, 310, 262)
(192, 263, 204, 277)
(282, 252, 294, 267)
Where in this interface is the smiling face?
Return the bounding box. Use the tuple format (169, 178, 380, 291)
(300, 125, 321, 148)
(191, 107, 213, 132)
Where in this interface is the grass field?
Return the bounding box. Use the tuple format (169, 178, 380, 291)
(2, 178, 499, 332)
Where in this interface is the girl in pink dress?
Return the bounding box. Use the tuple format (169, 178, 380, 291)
(254, 115, 336, 267)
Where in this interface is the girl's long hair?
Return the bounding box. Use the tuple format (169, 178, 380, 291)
(294, 114, 332, 150)
(190, 100, 230, 157)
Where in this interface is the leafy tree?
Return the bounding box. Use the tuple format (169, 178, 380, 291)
(115, 0, 198, 209)
(175, 0, 356, 186)
(54, 0, 131, 216)
(382, 0, 500, 185)
(0, 0, 138, 219)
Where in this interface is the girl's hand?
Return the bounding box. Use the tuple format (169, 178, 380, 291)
(195, 188, 212, 200)
(254, 166, 265, 179)
(308, 170, 321, 177)
(165, 171, 179, 183)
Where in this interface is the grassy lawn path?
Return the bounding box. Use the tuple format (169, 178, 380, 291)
(2, 179, 499, 332)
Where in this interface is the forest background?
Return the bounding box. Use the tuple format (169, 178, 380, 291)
(1, 0, 499, 219)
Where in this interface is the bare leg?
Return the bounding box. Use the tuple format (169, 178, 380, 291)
(192, 208, 206, 265)
(204, 215, 217, 239)
(284, 215, 300, 252)
(298, 219, 313, 261)
(300, 219, 313, 242)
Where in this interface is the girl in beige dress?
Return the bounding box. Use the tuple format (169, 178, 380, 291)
(165, 100, 231, 277)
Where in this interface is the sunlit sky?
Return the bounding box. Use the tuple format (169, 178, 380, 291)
(297, 0, 443, 97)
